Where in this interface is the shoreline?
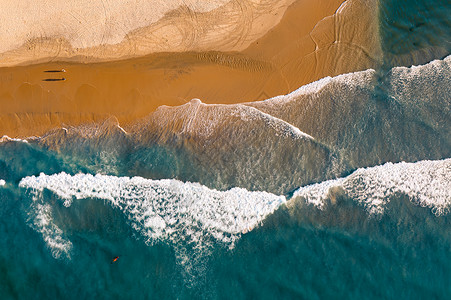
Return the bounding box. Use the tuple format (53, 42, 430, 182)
(0, 0, 381, 138)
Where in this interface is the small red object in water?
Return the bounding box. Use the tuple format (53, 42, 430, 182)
(112, 256, 119, 263)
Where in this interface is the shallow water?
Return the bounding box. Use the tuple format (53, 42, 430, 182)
(1, 52, 450, 298)
(1, 1, 451, 298)
(380, 0, 451, 67)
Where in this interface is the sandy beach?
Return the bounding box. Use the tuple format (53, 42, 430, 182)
(0, 0, 381, 138)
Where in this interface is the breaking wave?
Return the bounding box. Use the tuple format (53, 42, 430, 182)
(19, 173, 285, 260)
(292, 158, 451, 216)
(18, 158, 450, 262)
(16, 55, 448, 196)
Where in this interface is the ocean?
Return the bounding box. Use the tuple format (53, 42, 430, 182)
(1, 0, 450, 299)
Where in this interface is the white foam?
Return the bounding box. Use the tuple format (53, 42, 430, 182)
(249, 67, 376, 108)
(246, 76, 334, 105)
(154, 99, 315, 141)
(249, 54, 451, 117)
(0, 179, 5, 186)
(18, 158, 451, 261)
(232, 105, 314, 140)
(292, 158, 451, 216)
(117, 124, 128, 135)
(19, 173, 286, 256)
(0, 135, 29, 143)
(27, 202, 73, 259)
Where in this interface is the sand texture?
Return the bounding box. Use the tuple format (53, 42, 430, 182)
(0, 0, 295, 66)
(0, 0, 382, 138)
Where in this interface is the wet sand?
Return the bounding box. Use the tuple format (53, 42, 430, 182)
(0, 0, 381, 138)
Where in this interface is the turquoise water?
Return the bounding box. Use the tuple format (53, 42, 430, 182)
(1, 1, 451, 298)
(1, 155, 450, 299)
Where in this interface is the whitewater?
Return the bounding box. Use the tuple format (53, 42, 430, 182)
(0, 53, 450, 299)
(17, 158, 451, 260)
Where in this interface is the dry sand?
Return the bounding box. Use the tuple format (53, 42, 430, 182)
(0, 0, 296, 66)
(0, 0, 381, 138)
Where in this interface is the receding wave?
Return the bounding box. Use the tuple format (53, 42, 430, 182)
(19, 173, 285, 260)
(32, 100, 332, 194)
(10, 55, 446, 196)
(247, 55, 451, 171)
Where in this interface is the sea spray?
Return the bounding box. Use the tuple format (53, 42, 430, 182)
(19, 173, 285, 258)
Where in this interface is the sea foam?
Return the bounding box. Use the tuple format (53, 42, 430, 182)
(18, 158, 451, 260)
(292, 158, 451, 216)
(19, 173, 286, 258)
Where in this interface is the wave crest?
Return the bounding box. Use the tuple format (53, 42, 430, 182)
(19, 173, 285, 259)
(292, 158, 451, 216)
